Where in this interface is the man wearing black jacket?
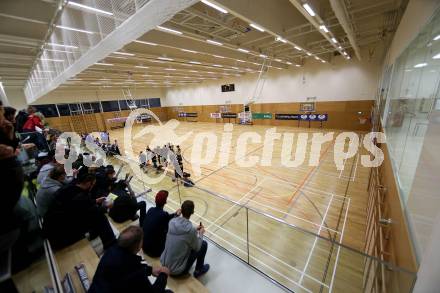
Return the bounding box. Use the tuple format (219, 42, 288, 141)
(43, 173, 116, 250)
(89, 226, 172, 293)
(141, 191, 181, 257)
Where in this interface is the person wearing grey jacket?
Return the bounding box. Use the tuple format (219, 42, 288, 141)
(36, 166, 66, 217)
(160, 200, 210, 278)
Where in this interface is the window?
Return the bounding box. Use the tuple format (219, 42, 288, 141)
(57, 104, 71, 116)
(34, 104, 58, 117)
(119, 100, 129, 110)
(101, 101, 120, 112)
(148, 98, 161, 108)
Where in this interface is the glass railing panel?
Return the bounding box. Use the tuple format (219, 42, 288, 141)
(177, 185, 248, 261)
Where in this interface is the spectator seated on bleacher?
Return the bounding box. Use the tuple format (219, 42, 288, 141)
(36, 150, 57, 185)
(141, 190, 181, 258)
(89, 226, 173, 293)
(92, 166, 117, 198)
(43, 173, 116, 250)
(36, 165, 66, 218)
(160, 200, 210, 278)
(108, 175, 147, 224)
(0, 100, 23, 234)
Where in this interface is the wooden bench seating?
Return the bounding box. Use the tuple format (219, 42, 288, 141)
(143, 254, 210, 293)
(12, 239, 99, 292)
(107, 216, 210, 293)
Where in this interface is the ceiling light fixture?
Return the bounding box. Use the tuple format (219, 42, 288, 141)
(134, 40, 158, 46)
(68, 1, 113, 16)
(40, 58, 64, 62)
(46, 49, 75, 54)
(135, 65, 149, 69)
(250, 23, 265, 32)
(56, 25, 94, 34)
(433, 35, 440, 41)
(295, 64, 301, 67)
(319, 25, 329, 33)
(114, 51, 135, 56)
(189, 61, 201, 64)
(303, 3, 316, 16)
(158, 57, 174, 61)
(95, 62, 114, 66)
(294, 46, 302, 51)
(331, 37, 337, 43)
(164, 68, 177, 71)
(200, 0, 228, 13)
(306, 52, 312, 56)
(286, 61, 292, 65)
(237, 48, 250, 53)
(433, 53, 440, 59)
(276, 37, 287, 43)
(414, 63, 428, 68)
(213, 64, 223, 67)
(181, 49, 198, 53)
(47, 42, 78, 49)
(237, 59, 245, 63)
(206, 39, 223, 46)
(157, 26, 183, 35)
(213, 55, 225, 58)
(259, 54, 268, 58)
(275, 58, 282, 62)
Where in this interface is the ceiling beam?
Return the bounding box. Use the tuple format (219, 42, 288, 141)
(0, 34, 42, 47)
(286, 0, 347, 59)
(329, 0, 362, 60)
(26, 0, 199, 103)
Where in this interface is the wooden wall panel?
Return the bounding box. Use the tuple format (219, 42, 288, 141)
(46, 100, 374, 133)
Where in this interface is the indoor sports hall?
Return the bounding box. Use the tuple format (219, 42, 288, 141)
(1, 0, 439, 292)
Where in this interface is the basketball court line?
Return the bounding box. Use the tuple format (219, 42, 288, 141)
(298, 193, 334, 285)
(329, 198, 351, 293)
(287, 140, 335, 205)
(206, 178, 267, 230)
(114, 154, 350, 236)
(113, 128, 367, 292)
(128, 177, 330, 290)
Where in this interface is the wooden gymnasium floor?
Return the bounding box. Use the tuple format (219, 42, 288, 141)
(107, 121, 370, 293)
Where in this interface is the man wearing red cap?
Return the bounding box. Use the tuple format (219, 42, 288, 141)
(141, 190, 181, 257)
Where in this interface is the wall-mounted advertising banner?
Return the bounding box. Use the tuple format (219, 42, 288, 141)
(178, 112, 198, 118)
(275, 113, 328, 121)
(210, 113, 221, 119)
(300, 114, 309, 120)
(221, 113, 238, 118)
(317, 114, 328, 121)
(252, 113, 272, 119)
(275, 114, 300, 120)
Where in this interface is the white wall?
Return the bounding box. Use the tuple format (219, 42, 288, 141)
(33, 87, 166, 105)
(4, 87, 28, 110)
(164, 54, 381, 107)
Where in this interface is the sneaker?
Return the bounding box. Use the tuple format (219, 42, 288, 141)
(193, 264, 210, 278)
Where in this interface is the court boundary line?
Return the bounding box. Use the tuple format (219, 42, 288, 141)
(329, 198, 351, 293)
(288, 140, 335, 204)
(298, 193, 334, 284)
(128, 179, 331, 289)
(207, 178, 267, 230)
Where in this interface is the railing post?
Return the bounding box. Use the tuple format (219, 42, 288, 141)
(246, 207, 250, 264)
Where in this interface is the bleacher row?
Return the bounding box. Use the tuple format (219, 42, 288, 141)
(9, 152, 210, 293)
(0, 104, 209, 293)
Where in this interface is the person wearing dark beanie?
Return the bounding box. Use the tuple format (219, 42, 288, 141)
(141, 190, 181, 257)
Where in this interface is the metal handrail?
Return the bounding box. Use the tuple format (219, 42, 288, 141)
(112, 154, 417, 277)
